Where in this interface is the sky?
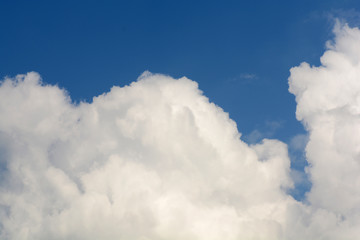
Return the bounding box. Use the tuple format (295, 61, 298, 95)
(1, 0, 360, 239)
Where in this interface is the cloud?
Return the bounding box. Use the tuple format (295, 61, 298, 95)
(239, 73, 257, 79)
(1, 22, 360, 239)
(327, 9, 360, 28)
(289, 22, 360, 238)
(0, 72, 293, 239)
(227, 73, 258, 84)
(289, 134, 308, 152)
(243, 120, 283, 144)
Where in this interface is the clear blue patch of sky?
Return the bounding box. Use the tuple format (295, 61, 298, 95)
(1, 0, 360, 199)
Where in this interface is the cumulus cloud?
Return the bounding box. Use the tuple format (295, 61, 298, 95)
(1, 22, 360, 239)
(0, 72, 293, 239)
(289, 22, 360, 239)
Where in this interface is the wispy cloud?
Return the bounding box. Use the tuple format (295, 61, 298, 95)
(328, 8, 360, 27)
(243, 120, 283, 144)
(238, 73, 257, 79)
(227, 72, 258, 84)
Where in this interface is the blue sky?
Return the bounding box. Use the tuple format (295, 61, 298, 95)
(3, 0, 358, 143)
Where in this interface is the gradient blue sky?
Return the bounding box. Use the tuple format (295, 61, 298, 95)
(1, 1, 360, 165)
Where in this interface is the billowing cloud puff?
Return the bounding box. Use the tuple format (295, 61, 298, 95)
(289, 22, 360, 239)
(0, 71, 293, 239)
(1, 22, 360, 240)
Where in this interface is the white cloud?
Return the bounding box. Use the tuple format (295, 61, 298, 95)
(289, 22, 360, 239)
(1, 22, 360, 239)
(0, 72, 293, 239)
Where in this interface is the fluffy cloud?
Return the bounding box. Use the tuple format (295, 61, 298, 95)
(289, 22, 360, 239)
(0, 72, 293, 239)
(1, 22, 360, 239)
